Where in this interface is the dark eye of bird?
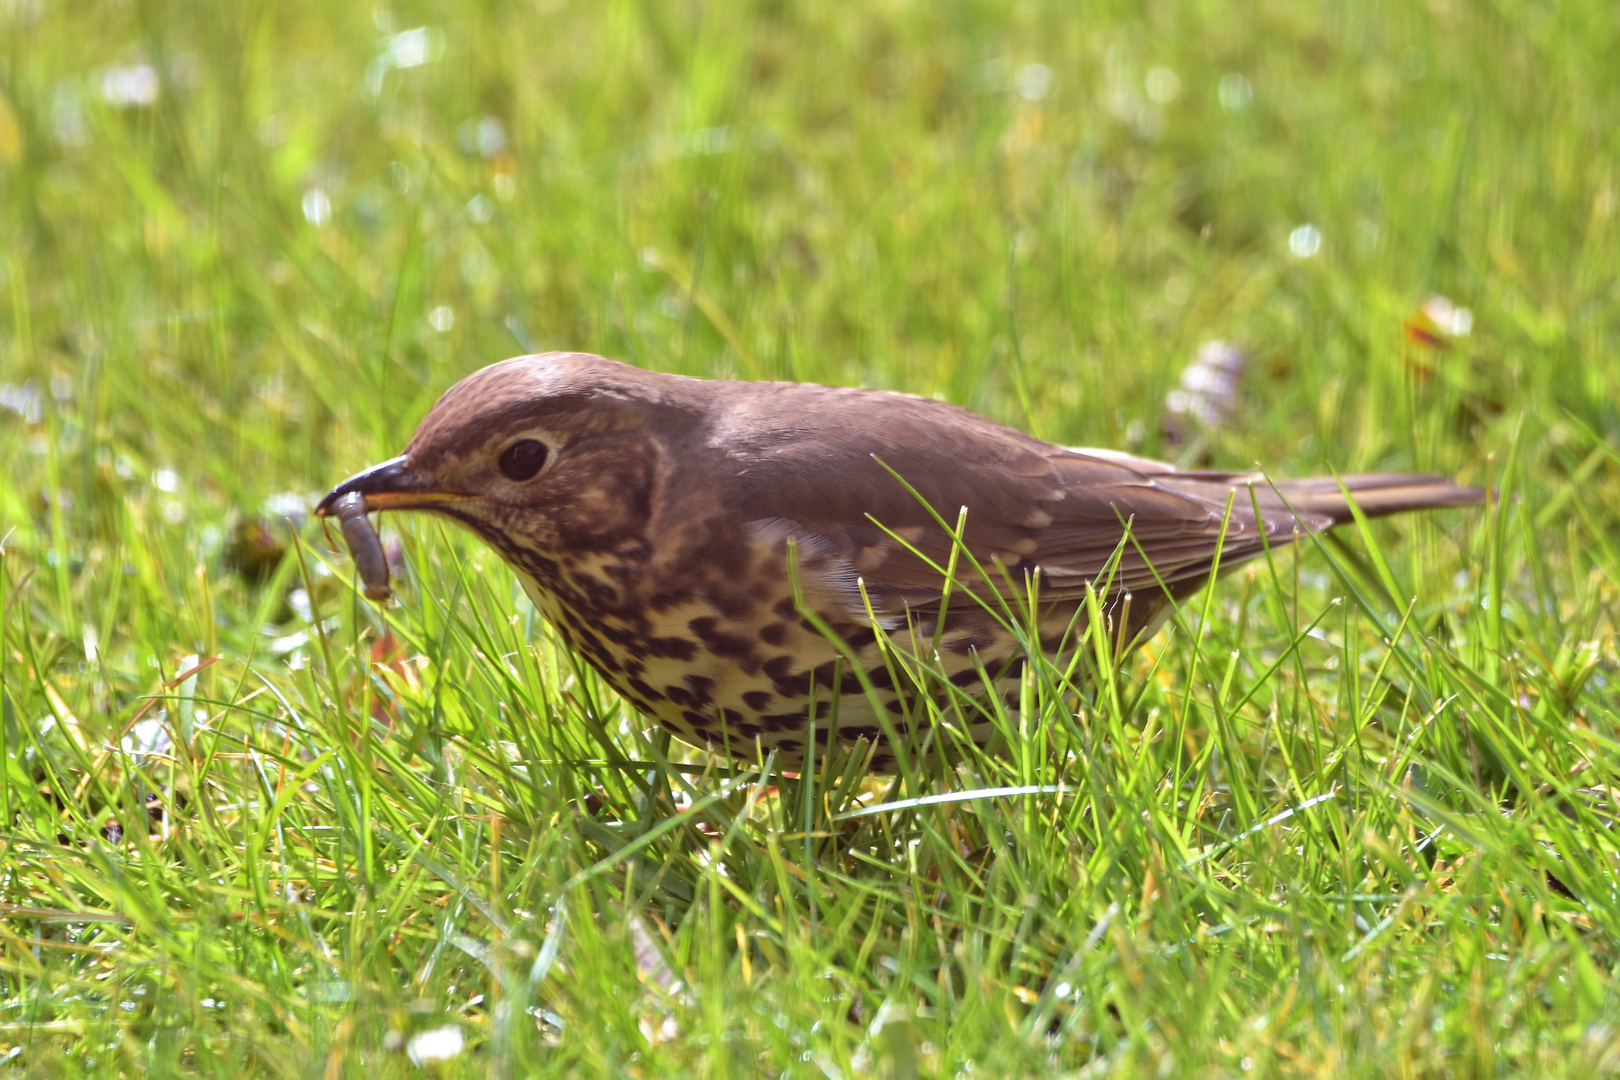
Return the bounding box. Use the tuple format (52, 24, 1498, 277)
(498, 439, 548, 481)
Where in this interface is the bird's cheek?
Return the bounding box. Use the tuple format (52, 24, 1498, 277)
(546, 484, 643, 548)
(539, 460, 649, 545)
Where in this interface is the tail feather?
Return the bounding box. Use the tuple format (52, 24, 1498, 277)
(1267, 474, 1486, 526)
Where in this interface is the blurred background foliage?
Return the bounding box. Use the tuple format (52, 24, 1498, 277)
(3, 0, 1620, 1075)
(3, 0, 1615, 521)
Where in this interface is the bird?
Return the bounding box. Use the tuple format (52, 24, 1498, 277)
(317, 351, 1483, 771)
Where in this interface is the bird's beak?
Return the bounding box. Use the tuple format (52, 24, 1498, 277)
(314, 456, 473, 517)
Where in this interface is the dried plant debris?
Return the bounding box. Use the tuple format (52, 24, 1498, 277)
(226, 516, 287, 581)
(1405, 294, 1474, 350)
(227, 494, 313, 581)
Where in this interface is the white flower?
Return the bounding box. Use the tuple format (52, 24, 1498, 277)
(406, 1025, 465, 1065)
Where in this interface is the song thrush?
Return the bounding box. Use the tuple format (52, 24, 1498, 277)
(317, 352, 1482, 770)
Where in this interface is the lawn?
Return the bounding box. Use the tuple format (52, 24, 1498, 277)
(3, 0, 1620, 1075)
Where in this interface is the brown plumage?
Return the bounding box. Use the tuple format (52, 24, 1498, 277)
(318, 352, 1483, 770)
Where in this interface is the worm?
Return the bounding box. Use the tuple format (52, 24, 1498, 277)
(331, 492, 393, 602)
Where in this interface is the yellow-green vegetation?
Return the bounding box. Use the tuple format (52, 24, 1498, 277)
(3, 1, 1619, 1075)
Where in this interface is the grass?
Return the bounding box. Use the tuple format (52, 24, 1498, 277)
(2, 0, 1620, 1074)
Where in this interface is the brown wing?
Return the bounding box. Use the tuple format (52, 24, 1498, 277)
(705, 381, 1480, 619)
(834, 451, 1334, 614)
(710, 385, 1280, 616)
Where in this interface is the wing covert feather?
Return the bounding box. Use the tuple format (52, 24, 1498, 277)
(707, 385, 1317, 616)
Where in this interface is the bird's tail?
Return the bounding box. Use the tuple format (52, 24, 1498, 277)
(1264, 474, 1486, 526)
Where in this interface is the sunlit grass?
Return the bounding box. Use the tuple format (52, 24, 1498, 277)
(3, 0, 1619, 1075)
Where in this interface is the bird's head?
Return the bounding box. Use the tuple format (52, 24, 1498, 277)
(315, 352, 697, 551)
